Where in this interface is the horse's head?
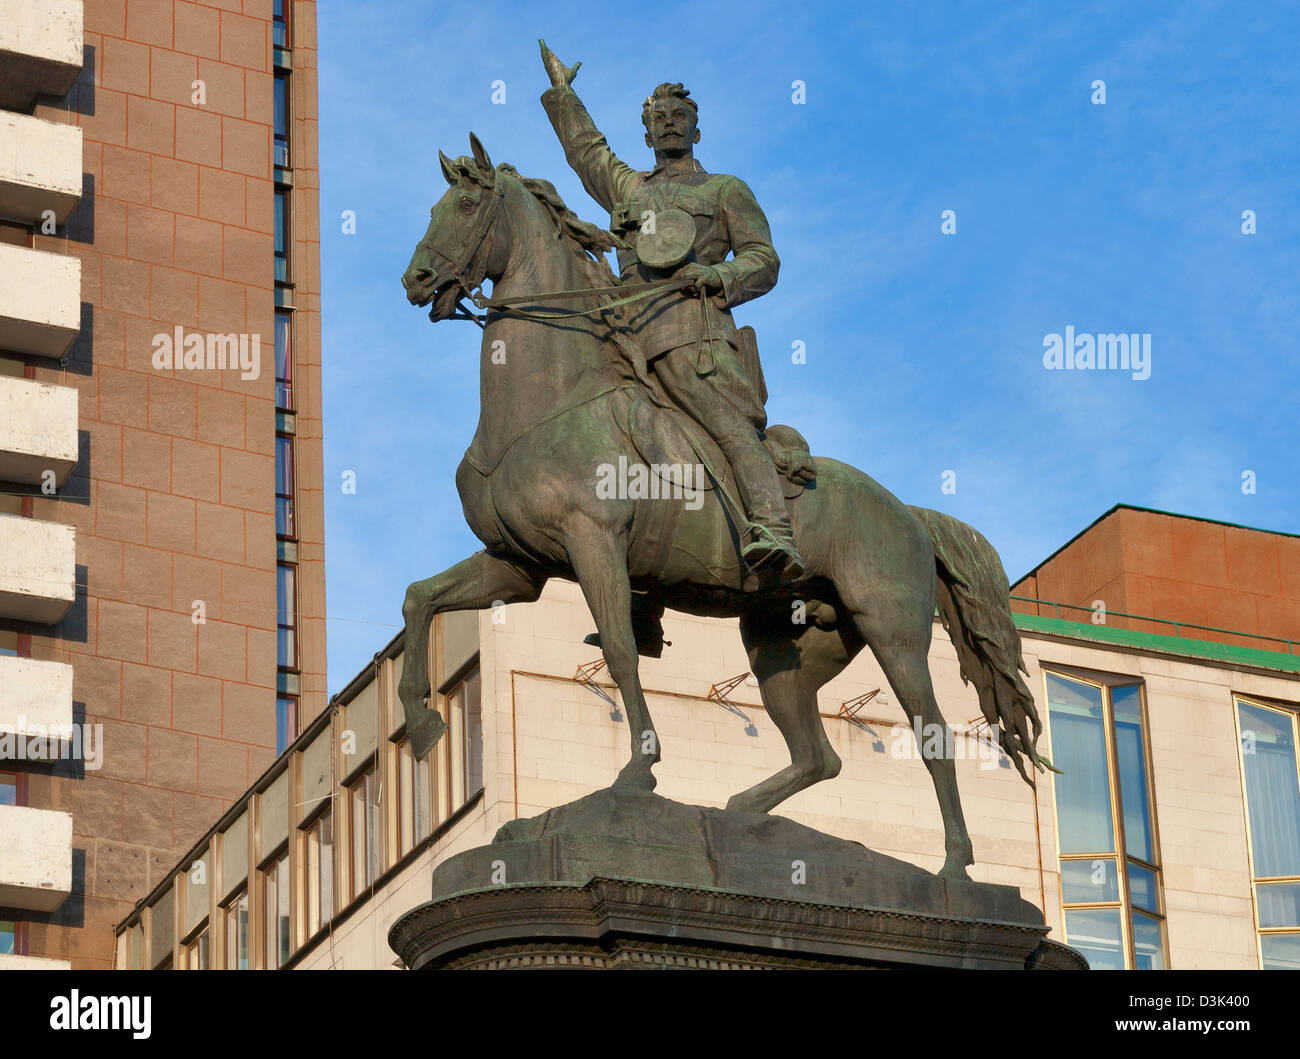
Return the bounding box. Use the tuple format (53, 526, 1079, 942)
(402, 133, 507, 322)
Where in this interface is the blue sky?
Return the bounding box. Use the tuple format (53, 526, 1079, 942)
(317, 0, 1300, 691)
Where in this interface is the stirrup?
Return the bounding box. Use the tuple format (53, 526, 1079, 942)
(742, 523, 805, 579)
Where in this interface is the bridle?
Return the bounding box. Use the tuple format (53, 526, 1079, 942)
(417, 175, 696, 328)
(414, 180, 507, 327)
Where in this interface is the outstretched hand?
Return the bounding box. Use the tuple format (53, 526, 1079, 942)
(539, 39, 581, 88)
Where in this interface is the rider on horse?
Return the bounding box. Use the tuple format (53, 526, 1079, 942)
(540, 42, 805, 584)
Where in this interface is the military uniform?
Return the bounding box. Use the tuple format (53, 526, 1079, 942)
(541, 83, 792, 540)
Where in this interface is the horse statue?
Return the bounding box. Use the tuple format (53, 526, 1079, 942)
(397, 134, 1054, 878)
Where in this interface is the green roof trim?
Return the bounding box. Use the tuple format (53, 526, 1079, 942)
(1013, 612, 1300, 675)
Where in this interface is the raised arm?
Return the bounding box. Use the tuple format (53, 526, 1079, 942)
(539, 40, 640, 213)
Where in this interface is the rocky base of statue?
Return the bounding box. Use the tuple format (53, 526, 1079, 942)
(388, 787, 1087, 970)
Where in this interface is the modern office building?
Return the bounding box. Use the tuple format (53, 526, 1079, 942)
(1, 0, 325, 970)
(116, 509, 1300, 970)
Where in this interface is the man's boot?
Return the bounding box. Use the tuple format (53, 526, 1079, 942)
(741, 522, 805, 579)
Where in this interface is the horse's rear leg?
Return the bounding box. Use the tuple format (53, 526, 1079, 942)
(398, 551, 547, 758)
(567, 530, 659, 792)
(849, 589, 975, 879)
(726, 611, 861, 814)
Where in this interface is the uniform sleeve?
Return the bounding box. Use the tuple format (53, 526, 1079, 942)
(712, 177, 780, 309)
(540, 84, 641, 213)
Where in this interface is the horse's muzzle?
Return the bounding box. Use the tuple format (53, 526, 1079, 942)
(403, 266, 438, 307)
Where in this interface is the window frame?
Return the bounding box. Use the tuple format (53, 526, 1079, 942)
(277, 561, 298, 672)
(260, 847, 291, 970)
(301, 804, 334, 940)
(1233, 694, 1300, 970)
(223, 888, 249, 970)
(1043, 667, 1168, 970)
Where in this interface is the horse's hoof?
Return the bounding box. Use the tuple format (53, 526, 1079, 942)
(939, 855, 972, 881)
(612, 762, 657, 792)
(408, 710, 448, 760)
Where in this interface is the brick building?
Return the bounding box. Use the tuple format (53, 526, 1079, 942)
(1, 0, 325, 969)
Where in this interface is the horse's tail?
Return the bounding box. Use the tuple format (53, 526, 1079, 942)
(908, 506, 1059, 786)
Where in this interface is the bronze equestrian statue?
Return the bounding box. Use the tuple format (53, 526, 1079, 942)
(397, 43, 1054, 878)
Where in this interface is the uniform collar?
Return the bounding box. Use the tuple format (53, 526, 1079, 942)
(646, 157, 708, 181)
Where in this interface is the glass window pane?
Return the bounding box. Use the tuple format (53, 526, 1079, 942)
(1127, 861, 1160, 914)
(1065, 907, 1125, 970)
(276, 697, 296, 754)
(274, 311, 293, 409)
(1060, 858, 1119, 904)
(465, 670, 482, 795)
(277, 564, 295, 627)
(366, 770, 380, 880)
(1257, 881, 1300, 929)
(1238, 701, 1300, 878)
(0, 920, 14, 955)
(1112, 686, 1155, 863)
(399, 744, 414, 853)
(1131, 910, 1166, 970)
(415, 752, 430, 842)
(1260, 933, 1300, 970)
(0, 775, 15, 806)
(320, 810, 333, 925)
(273, 77, 289, 166)
(276, 856, 291, 965)
(1047, 674, 1115, 854)
(227, 892, 248, 970)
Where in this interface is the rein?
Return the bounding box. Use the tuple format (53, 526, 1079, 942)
(461, 276, 694, 324)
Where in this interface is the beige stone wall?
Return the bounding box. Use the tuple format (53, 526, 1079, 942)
(114, 577, 1281, 971)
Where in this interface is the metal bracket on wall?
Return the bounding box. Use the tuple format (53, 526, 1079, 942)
(574, 659, 623, 722)
(965, 715, 1012, 769)
(707, 674, 759, 737)
(839, 690, 886, 752)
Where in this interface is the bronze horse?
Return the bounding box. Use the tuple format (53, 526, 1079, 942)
(398, 135, 1052, 877)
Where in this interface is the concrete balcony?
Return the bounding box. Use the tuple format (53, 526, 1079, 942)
(0, 513, 75, 624)
(0, 954, 71, 970)
(0, 655, 74, 754)
(0, 0, 83, 110)
(0, 112, 83, 225)
(0, 374, 78, 485)
(0, 243, 81, 359)
(0, 804, 72, 912)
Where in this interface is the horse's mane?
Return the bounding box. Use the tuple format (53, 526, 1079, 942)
(497, 163, 624, 288)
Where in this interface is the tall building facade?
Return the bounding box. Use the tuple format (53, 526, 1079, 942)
(0, 0, 325, 970)
(119, 511, 1300, 971)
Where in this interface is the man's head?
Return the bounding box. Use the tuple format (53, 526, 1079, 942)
(642, 82, 699, 159)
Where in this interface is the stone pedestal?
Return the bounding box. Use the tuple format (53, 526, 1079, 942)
(389, 788, 1086, 970)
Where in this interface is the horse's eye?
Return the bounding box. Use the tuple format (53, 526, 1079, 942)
(459, 197, 475, 213)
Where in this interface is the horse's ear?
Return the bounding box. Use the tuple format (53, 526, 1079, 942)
(468, 132, 495, 187)
(439, 150, 458, 186)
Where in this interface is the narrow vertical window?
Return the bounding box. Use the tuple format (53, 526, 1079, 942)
(275, 696, 297, 754)
(277, 563, 297, 671)
(348, 765, 379, 898)
(1236, 696, 1300, 970)
(304, 807, 333, 936)
(225, 891, 248, 970)
(274, 190, 290, 284)
(273, 0, 289, 48)
(274, 311, 293, 410)
(263, 852, 290, 968)
(274, 75, 290, 168)
(275, 434, 295, 538)
(1046, 670, 1167, 970)
(184, 928, 209, 970)
(0, 920, 15, 956)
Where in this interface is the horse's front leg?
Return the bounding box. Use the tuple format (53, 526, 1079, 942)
(566, 523, 660, 791)
(399, 551, 547, 759)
